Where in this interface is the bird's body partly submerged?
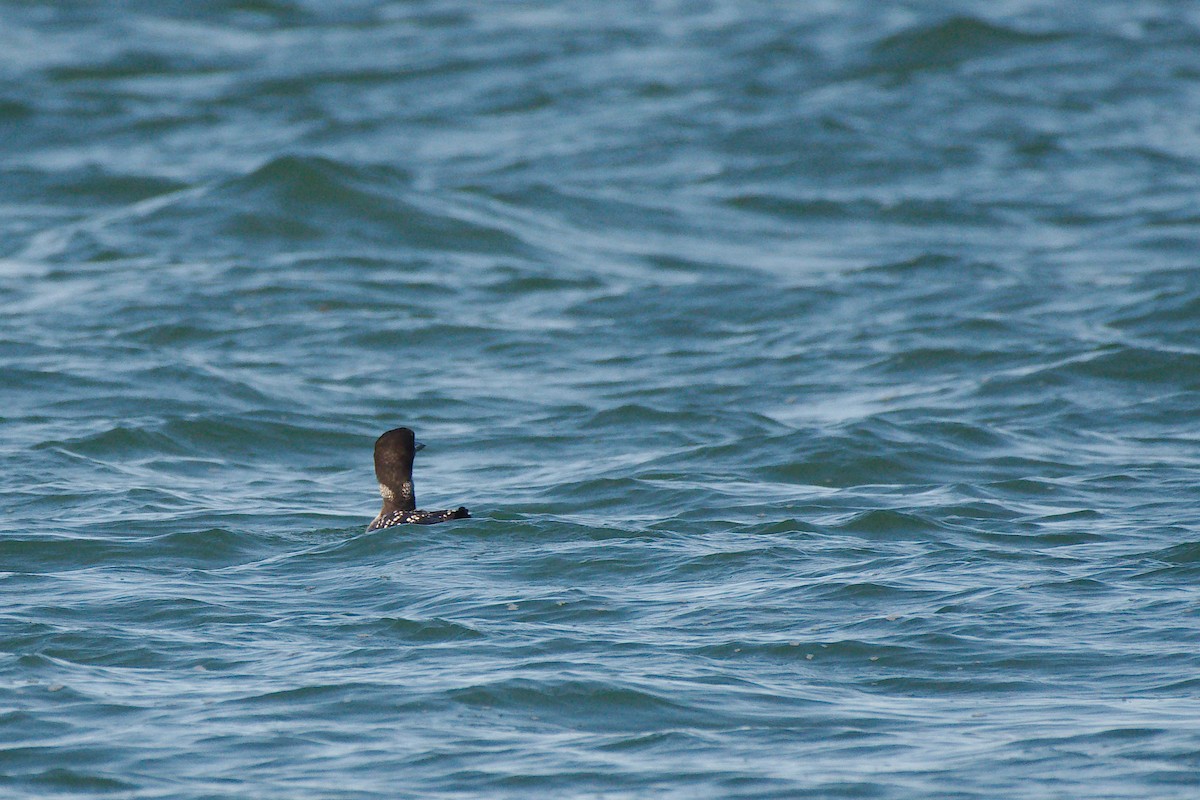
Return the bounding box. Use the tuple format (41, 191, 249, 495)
(370, 507, 471, 529)
(368, 427, 469, 531)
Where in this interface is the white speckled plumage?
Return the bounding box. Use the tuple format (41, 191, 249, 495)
(368, 506, 470, 530)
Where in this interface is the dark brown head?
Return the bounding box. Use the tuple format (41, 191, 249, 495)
(374, 427, 425, 511)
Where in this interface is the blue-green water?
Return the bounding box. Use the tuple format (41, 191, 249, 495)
(4, 2, 1200, 797)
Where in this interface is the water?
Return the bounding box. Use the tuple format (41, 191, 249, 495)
(3, 1, 1200, 796)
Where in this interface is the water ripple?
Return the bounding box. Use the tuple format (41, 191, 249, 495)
(4, 1, 1200, 798)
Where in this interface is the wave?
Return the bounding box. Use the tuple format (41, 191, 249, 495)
(20, 154, 539, 264)
(869, 16, 1062, 75)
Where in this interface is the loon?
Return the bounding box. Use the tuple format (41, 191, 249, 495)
(368, 427, 470, 530)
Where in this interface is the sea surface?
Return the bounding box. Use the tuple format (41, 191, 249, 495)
(3, 1, 1200, 797)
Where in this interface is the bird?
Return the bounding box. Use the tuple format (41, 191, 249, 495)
(368, 427, 470, 530)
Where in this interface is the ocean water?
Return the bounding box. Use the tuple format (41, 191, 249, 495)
(3, 1, 1200, 797)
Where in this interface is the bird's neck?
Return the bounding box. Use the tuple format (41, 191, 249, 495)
(380, 479, 415, 512)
